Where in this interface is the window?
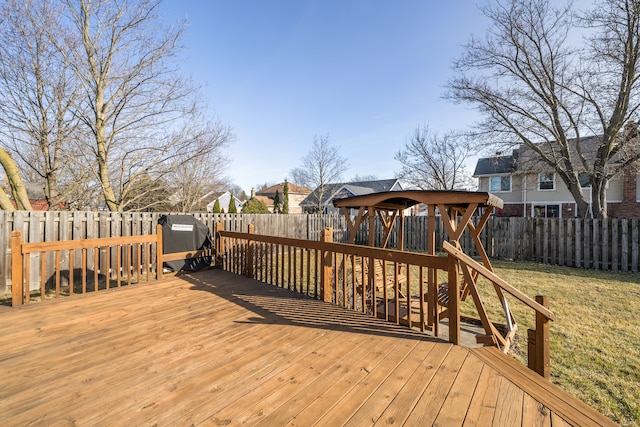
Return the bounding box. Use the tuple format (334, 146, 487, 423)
(578, 172, 591, 188)
(489, 176, 511, 192)
(532, 204, 560, 218)
(538, 173, 555, 190)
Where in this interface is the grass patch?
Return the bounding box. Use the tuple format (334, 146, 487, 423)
(465, 261, 640, 426)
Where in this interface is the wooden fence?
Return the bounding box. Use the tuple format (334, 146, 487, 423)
(0, 211, 346, 293)
(2, 210, 639, 293)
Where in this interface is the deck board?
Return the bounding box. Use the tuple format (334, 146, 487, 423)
(0, 269, 616, 426)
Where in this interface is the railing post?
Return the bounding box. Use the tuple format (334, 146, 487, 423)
(11, 231, 24, 307)
(246, 224, 255, 278)
(215, 222, 224, 268)
(535, 295, 551, 378)
(156, 224, 164, 281)
(447, 249, 460, 345)
(321, 228, 333, 303)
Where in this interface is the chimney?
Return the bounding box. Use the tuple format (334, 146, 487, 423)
(251, 187, 256, 199)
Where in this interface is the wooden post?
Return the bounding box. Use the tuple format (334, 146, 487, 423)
(246, 224, 255, 278)
(11, 231, 24, 306)
(427, 204, 437, 332)
(398, 212, 405, 251)
(215, 222, 224, 268)
(447, 252, 460, 345)
(156, 224, 163, 281)
(527, 328, 537, 372)
(535, 295, 551, 378)
(368, 207, 375, 247)
(321, 228, 333, 303)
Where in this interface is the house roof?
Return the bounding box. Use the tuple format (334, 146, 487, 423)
(256, 182, 312, 196)
(300, 178, 402, 208)
(254, 195, 272, 206)
(473, 155, 518, 176)
(205, 191, 245, 208)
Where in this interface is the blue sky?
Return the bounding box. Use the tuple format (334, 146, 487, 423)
(160, 1, 491, 193)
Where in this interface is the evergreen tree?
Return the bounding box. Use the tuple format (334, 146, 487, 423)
(212, 199, 221, 213)
(228, 194, 237, 213)
(282, 179, 290, 214)
(273, 190, 282, 214)
(242, 198, 269, 213)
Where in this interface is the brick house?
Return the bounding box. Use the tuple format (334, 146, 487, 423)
(473, 137, 640, 218)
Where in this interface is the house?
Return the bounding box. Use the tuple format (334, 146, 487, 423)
(300, 178, 403, 214)
(1, 179, 52, 210)
(205, 191, 245, 213)
(254, 182, 313, 214)
(473, 136, 640, 218)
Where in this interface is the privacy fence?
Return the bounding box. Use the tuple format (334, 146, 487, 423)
(1, 210, 639, 292)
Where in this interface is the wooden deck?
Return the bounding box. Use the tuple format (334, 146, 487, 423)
(0, 269, 615, 426)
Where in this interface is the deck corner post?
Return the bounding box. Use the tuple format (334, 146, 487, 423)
(321, 228, 333, 303)
(156, 224, 164, 281)
(11, 230, 24, 306)
(246, 224, 255, 278)
(535, 295, 551, 378)
(447, 250, 460, 345)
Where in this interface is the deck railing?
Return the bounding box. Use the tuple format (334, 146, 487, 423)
(216, 224, 554, 378)
(216, 224, 452, 334)
(9, 225, 214, 307)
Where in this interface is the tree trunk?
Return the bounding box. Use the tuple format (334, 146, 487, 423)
(0, 147, 32, 210)
(94, 90, 119, 211)
(591, 178, 608, 219)
(0, 186, 14, 210)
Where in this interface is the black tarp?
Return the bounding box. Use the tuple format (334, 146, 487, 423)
(158, 215, 213, 272)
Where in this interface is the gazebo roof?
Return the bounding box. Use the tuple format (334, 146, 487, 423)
(332, 190, 504, 211)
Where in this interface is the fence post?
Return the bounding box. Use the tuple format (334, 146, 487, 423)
(535, 295, 551, 378)
(11, 231, 24, 306)
(321, 228, 333, 303)
(156, 224, 163, 281)
(447, 250, 460, 345)
(246, 224, 255, 278)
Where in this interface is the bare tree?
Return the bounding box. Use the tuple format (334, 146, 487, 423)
(448, 0, 640, 218)
(164, 120, 233, 213)
(395, 126, 474, 190)
(60, 0, 227, 212)
(0, 0, 81, 210)
(290, 134, 349, 212)
(350, 174, 378, 182)
(0, 147, 31, 210)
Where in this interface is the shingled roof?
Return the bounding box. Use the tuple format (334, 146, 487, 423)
(300, 178, 402, 210)
(473, 155, 518, 176)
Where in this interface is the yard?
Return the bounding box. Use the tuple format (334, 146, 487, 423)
(467, 261, 640, 426)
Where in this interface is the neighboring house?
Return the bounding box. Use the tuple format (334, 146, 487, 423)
(474, 137, 640, 218)
(1, 179, 51, 210)
(254, 182, 312, 214)
(300, 178, 403, 214)
(205, 191, 245, 213)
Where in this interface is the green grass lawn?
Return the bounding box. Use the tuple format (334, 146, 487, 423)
(464, 261, 640, 426)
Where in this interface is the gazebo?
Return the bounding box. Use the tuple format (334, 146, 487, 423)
(333, 190, 515, 342)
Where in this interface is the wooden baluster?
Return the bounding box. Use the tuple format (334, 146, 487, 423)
(11, 231, 24, 306)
